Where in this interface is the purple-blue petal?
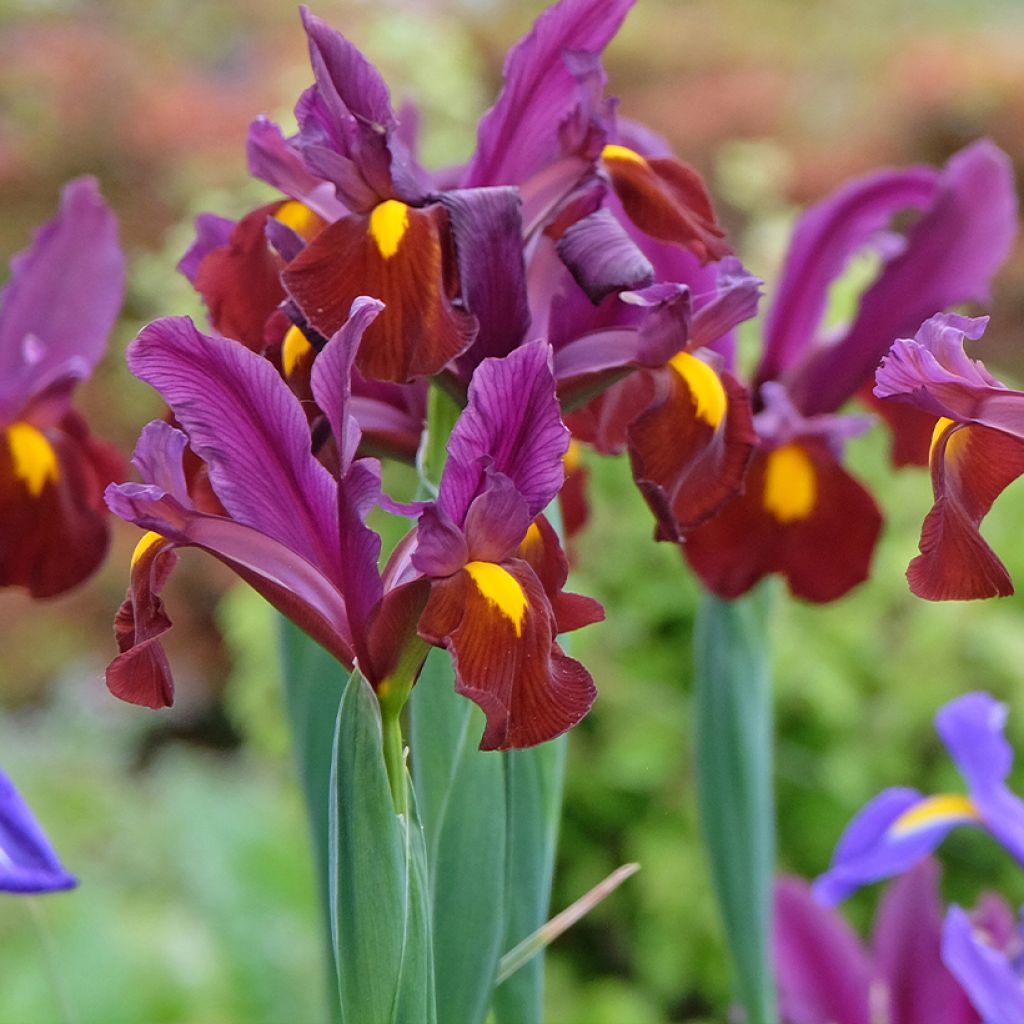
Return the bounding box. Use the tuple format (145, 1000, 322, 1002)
(0, 769, 76, 894)
(439, 339, 569, 525)
(0, 177, 124, 425)
(938, 692, 1014, 796)
(463, 0, 634, 188)
(942, 905, 1024, 1024)
(813, 787, 968, 906)
(127, 317, 343, 580)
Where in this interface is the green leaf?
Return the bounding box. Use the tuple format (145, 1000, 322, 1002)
(277, 616, 346, 1024)
(410, 649, 507, 1024)
(330, 670, 435, 1023)
(693, 586, 778, 1024)
(492, 735, 567, 1024)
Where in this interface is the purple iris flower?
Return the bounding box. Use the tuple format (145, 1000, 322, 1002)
(776, 860, 978, 1024)
(875, 312, 1024, 600)
(943, 903, 1024, 1024)
(106, 298, 602, 748)
(0, 769, 76, 894)
(0, 177, 125, 597)
(815, 692, 1024, 906)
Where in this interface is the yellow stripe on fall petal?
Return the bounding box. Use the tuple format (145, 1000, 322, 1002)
(763, 443, 817, 523)
(890, 793, 981, 837)
(667, 351, 727, 428)
(368, 199, 410, 259)
(601, 144, 647, 167)
(520, 522, 543, 554)
(564, 439, 582, 476)
(272, 201, 321, 241)
(929, 416, 964, 463)
(6, 423, 58, 497)
(465, 561, 527, 637)
(281, 325, 314, 377)
(131, 531, 166, 568)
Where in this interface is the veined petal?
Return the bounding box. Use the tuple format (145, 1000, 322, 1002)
(0, 770, 76, 894)
(601, 145, 730, 263)
(814, 787, 980, 906)
(463, 0, 634, 188)
(628, 354, 755, 535)
(907, 422, 1024, 600)
(874, 860, 980, 1024)
(790, 140, 1017, 415)
(418, 559, 596, 749)
(683, 439, 882, 603)
(438, 187, 532, 370)
(440, 339, 569, 524)
(942, 906, 1024, 1024)
(282, 202, 477, 382)
(756, 164, 939, 386)
(0, 178, 123, 424)
(773, 876, 872, 1024)
(127, 318, 344, 579)
(0, 414, 116, 597)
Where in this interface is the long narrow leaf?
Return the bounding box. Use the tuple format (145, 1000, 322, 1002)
(693, 586, 778, 1024)
(277, 616, 345, 1024)
(330, 670, 433, 1023)
(410, 649, 507, 1024)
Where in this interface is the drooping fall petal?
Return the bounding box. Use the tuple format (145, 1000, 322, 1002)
(418, 558, 596, 750)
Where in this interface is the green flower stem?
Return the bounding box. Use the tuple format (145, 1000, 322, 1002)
(382, 703, 409, 818)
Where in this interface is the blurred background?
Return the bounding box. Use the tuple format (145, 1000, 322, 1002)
(2, 0, 1024, 1020)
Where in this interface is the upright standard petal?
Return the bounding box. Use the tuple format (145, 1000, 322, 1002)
(439, 339, 569, 525)
(0, 177, 124, 423)
(788, 141, 1017, 415)
(463, 0, 635, 188)
(0, 770, 76, 894)
(773, 876, 872, 1024)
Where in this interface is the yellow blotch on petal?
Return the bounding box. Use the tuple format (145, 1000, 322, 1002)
(6, 423, 58, 497)
(520, 522, 543, 554)
(368, 199, 410, 259)
(763, 443, 817, 523)
(601, 144, 647, 167)
(890, 793, 981, 837)
(667, 351, 727, 428)
(563, 439, 582, 476)
(465, 561, 527, 637)
(282, 325, 314, 378)
(929, 416, 963, 463)
(272, 201, 322, 242)
(131, 531, 165, 568)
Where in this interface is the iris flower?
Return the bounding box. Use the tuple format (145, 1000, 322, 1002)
(874, 312, 1024, 600)
(106, 299, 601, 749)
(776, 860, 979, 1024)
(0, 178, 124, 596)
(814, 692, 1024, 906)
(681, 140, 1016, 602)
(0, 769, 76, 894)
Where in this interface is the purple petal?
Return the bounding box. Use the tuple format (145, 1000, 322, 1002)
(791, 140, 1017, 414)
(130, 420, 191, 502)
(309, 296, 385, 473)
(773, 875, 872, 1024)
(463, 470, 533, 563)
(813, 787, 974, 906)
(690, 257, 763, 350)
(874, 859, 978, 1024)
(0, 769, 76, 894)
(127, 317, 343, 579)
(463, 0, 634, 188)
(177, 212, 234, 285)
(412, 504, 468, 579)
(756, 164, 939, 386)
(942, 905, 1024, 1024)
(105, 479, 352, 658)
(0, 177, 124, 424)
(437, 187, 532, 370)
(555, 206, 655, 304)
(439, 339, 569, 525)
(246, 115, 346, 222)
